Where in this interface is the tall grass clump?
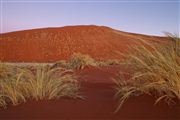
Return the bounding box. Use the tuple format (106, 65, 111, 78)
(114, 34, 180, 112)
(20, 65, 80, 100)
(68, 53, 97, 69)
(0, 64, 80, 109)
(0, 63, 16, 79)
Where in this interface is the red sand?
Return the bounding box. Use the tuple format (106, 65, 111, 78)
(0, 26, 178, 119)
(0, 66, 179, 119)
(0, 25, 167, 62)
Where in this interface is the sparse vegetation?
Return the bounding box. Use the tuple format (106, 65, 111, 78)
(68, 53, 97, 69)
(52, 53, 97, 69)
(0, 64, 80, 109)
(52, 60, 68, 68)
(114, 34, 180, 112)
(98, 59, 121, 66)
(52, 53, 122, 70)
(0, 52, 123, 109)
(0, 63, 14, 78)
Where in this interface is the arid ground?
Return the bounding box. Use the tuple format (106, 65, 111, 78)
(0, 25, 179, 120)
(0, 25, 166, 62)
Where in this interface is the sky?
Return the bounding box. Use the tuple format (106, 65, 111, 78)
(0, 0, 179, 36)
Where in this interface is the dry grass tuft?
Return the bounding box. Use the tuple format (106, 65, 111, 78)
(98, 59, 121, 66)
(51, 60, 68, 69)
(0, 64, 80, 109)
(0, 95, 6, 108)
(52, 53, 122, 69)
(0, 63, 16, 79)
(68, 53, 97, 69)
(114, 34, 180, 112)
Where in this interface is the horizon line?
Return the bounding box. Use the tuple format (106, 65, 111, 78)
(0, 25, 168, 37)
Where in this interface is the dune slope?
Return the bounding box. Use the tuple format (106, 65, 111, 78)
(0, 25, 165, 62)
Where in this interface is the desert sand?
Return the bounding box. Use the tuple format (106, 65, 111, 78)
(0, 66, 179, 119)
(0, 25, 166, 62)
(0, 25, 179, 119)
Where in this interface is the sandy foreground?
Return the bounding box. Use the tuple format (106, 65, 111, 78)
(0, 26, 178, 119)
(0, 65, 179, 120)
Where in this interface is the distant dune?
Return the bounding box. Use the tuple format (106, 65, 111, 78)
(0, 25, 166, 62)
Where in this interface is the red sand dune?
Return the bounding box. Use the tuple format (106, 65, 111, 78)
(0, 66, 179, 119)
(0, 25, 166, 62)
(0, 26, 178, 119)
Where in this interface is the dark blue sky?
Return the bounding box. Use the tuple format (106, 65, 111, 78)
(0, 0, 179, 36)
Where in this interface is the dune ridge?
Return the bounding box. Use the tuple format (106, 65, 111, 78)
(0, 25, 166, 62)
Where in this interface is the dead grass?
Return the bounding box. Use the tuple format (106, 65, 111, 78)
(52, 53, 122, 69)
(0, 64, 80, 109)
(114, 34, 180, 112)
(0, 63, 15, 79)
(0, 95, 6, 108)
(68, 53, 97, 69)
(98, 59, 121, 66)
(52, 60, 68, 69)
(52, 53, 98, 70)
